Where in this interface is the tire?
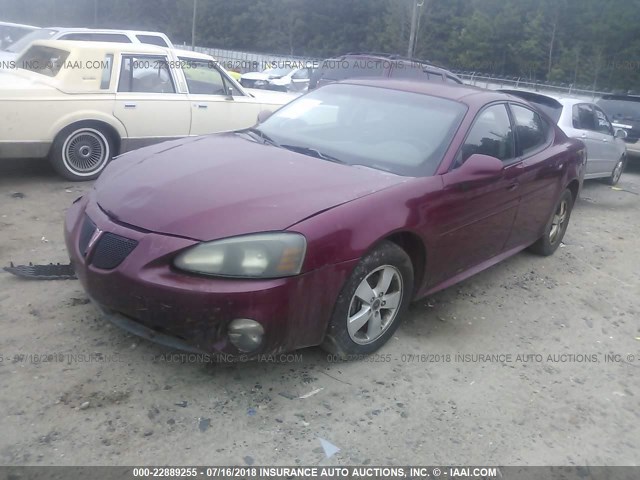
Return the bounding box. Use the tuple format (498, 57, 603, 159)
(606, 155, 625, 186)
(49, 124, 114, 181)
(528, 188, 574, 256)
(321, 241, 414, 359)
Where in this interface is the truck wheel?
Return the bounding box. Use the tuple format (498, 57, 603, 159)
(49, 124, 114, 181)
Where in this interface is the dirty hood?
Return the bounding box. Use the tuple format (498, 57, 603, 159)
(94, 134, 405, 241)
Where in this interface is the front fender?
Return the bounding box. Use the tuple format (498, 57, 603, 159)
(290, 176, 442, 273)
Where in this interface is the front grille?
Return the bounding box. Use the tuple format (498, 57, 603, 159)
(91, 233, 138, 269)
(78, 216, 96, 256)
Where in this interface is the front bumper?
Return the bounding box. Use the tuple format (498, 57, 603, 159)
(623, 139, 640, 157)
(64, 196, 356, 356)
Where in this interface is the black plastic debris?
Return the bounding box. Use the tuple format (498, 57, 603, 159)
(4, 262, 77, 280)
(198, 417, 211, 432)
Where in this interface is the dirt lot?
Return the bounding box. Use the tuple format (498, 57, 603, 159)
(0, 158, 638, 466)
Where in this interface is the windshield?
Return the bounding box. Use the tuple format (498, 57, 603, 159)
(257, 83, 467, 176)
(263, 67, 294, 77)
(6, 28, 58, 53)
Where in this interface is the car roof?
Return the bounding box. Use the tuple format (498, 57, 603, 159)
(42, 27, 168, 36)
(339, 78, 515, 106)
(26, 39, 213, 60)
(333, 52, 451, 70)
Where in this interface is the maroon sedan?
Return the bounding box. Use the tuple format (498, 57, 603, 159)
(64, 80, 585, 359)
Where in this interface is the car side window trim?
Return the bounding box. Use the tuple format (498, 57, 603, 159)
(178, 57, 245, 97)
(449, 101, 516, 171)
(507, 102, 554, 160)
(100, 53, 114, 90)
(117, 54, 177, 94)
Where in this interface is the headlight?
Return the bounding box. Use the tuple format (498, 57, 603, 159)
(174, 233, 306, 278)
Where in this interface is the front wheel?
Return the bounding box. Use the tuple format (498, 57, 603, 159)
(49, 124, 114, 181)
(321, 241, 414, 358)
(528, 188, 574, 256)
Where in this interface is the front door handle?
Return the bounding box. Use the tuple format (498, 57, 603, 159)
(507, 182, 519, 192)
(602, 138, 608, 142)
(197, 104, 208, 109)
(124, 103, 136, 109)
(580, 133, 587, 138)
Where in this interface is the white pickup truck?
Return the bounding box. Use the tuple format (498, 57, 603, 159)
(0, 40, 296, 180)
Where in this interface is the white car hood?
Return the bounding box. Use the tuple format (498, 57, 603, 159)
(241, 72, 272, 81)
(245, 88, 300, 104)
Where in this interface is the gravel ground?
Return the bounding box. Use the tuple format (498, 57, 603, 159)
(0, 158, 638, 466)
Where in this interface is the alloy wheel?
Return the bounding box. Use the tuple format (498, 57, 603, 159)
(549, 198, 569, 244)
(612, 159, 624, 184)
(347, 265, 403, 345)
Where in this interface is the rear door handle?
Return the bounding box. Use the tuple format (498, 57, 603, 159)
(602, 138, 608, 142)
(507, 182, 519, 192)
(124, 103, 136, 109)
(197, 104, 208, 109)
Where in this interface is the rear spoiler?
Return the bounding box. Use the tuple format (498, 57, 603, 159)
(498, 89, 563, 124)
(498, 89, 563, 109)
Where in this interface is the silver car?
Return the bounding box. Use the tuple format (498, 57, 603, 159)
(502, 90, 627, 185)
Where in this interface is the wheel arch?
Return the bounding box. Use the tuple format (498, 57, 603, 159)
(51, 119, 122, 157)
(566, 178, 580, 203)
(381, 230, 427, 299)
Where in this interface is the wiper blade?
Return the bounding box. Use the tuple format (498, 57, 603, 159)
(280, 144, 346, 164)
(244, 127, 280, 147)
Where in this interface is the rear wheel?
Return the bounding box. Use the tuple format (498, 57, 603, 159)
(529, 188, 574, 256)
(321, 241, 413, 358)
(606, 155, 625, 186)
(49, 124, 114, 181)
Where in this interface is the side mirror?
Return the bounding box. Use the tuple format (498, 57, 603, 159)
(226, 87, 234, 101)
(614, 128, 628, 139)
(257, 110, 273, 123)
(458, 153, 504, 178)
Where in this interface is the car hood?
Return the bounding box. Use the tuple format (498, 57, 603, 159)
(94, 134, 406, 241)
(244, 88, 298, 105)
(242, 72, 276, 81)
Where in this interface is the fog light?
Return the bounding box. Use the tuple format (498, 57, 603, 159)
(227, 319, 264, 352)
